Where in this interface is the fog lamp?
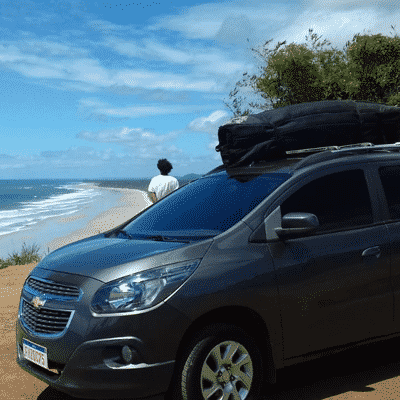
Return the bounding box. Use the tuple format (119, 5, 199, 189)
(122, 345, 133, 364)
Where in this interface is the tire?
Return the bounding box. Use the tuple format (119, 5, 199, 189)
(176, 323, 264, 400)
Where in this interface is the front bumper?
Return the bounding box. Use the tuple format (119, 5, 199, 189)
(15, 267, 192, 399)
(16, 332, 175, 399)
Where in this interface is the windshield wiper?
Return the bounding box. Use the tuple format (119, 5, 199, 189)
(117, 230, 134, 240)
(109, 230, 190, 242)
(143, 235, 191, 243)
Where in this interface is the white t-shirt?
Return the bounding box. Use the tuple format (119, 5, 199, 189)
(148, 175, 179, 200)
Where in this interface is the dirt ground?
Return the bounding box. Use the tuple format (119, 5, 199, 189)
(2, 262, 400, 400)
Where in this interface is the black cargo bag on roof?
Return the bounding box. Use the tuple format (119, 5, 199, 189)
(216, 100, 400, 168)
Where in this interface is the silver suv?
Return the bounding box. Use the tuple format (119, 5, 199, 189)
(16, 143, 400, 400)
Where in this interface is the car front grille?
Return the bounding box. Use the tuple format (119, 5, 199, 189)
(26, 277, 80, 299)
(21, 300, 73, 335)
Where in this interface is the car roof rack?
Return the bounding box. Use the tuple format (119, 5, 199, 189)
(286, 142, 374, 156)
(293, 142, 400, 170)
(205, 142, 400, 176)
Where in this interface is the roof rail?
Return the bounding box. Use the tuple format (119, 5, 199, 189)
(206, 142, 400, 176)
(293, 142, 400, 170)
(286, 142, 373, 156)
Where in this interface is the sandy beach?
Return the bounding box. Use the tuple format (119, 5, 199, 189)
(46, 187, 153, 252)
(0, 186, 153, 259)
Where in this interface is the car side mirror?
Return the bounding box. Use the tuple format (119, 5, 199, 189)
(275, 212, 319, 240)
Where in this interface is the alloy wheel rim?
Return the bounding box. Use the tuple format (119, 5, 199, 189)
(200, 340, 253, 400)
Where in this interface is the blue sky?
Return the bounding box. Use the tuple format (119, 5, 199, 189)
(0, 0, 399, 178)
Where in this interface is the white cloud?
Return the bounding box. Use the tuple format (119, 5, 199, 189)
(208, 140, 219, 150)
(107, 39, 192, 64)
(14, 64, 65, 78)
(0, 153, 14, 159)
(149, 0, 398, 49)
(0, 163, 27, 169)
(0, 152, 28, 169)
(186, 110, 232, 155)
(74, 127, 212, 168)
(77, 97, 215, 121)
(86, 19, 142, 36)
(113, 69, 219, 91)
(0, 144, 220, 177)
(265, 3, 400, 54)
(2, 0, 399, 100)
(144, 41, 192, 63)
(74, 60, 113, 85)
(106, 86, 192, 103)
(79, 98, 108, 108)
(40, 146, 116, 162)
(148, 0, 400, 73)
(213, 14, 256, 46)
(149, 1, 291, 40)
(0, 44, 25, 62)
(187, 110, 230, 133)
(1, 2, 297, 101)
(102, 105, 190, 117)
(106, 36, 251, 79)
(305, 0, 397, 11)
(0, 146, 123, 171)
(3, 0, 400, 179)
(77, 127, 179, 146)
(20, 40, 88, 56)
(0, 39, 225, 92)
(193, 54, 248, 77)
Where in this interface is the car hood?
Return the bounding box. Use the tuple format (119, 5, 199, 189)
(34, 234, 212, 282)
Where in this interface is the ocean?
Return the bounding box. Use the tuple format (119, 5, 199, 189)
(0, 178, 192, 259)
(1, 179, 98, 237)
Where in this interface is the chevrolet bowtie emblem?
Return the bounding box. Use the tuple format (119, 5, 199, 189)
(32, 296, 46, 309)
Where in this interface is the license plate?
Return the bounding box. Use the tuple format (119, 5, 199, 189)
(23, 339, 48, 369)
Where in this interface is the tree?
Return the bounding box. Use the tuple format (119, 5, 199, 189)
(224, 27, 400, 115)
(345, 28, 400, 105)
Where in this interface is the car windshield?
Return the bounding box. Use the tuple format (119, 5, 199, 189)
(123, 172, 291, 241)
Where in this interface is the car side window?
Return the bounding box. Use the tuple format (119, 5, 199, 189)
(280, 169, 373, 232)
(379, 165, 400, 220)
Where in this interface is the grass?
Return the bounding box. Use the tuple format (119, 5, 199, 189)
(0, 242, 42, 270)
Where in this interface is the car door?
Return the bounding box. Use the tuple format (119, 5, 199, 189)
(377, 163, 400, 333)
(266, 166, 393, 360)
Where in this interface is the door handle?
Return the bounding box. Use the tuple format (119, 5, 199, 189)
(362, 246, 381, 258)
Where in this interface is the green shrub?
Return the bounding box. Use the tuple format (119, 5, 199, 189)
(0, 242, 41, 270)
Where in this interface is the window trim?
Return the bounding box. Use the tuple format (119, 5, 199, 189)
(264, 164, 377, 239)
(376, 164, 400, 223)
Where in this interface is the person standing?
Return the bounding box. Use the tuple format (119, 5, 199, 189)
(148, 159, 179, 203)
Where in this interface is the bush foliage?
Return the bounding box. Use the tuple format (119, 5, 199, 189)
(0, 242, 41, 270)
(225, 26, 400, 115)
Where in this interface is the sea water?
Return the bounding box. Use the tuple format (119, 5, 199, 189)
(0, 179, 146, 259)
(0, 178, 192, 259)
(0, 179, 100, 237)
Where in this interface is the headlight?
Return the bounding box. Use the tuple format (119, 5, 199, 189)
(91, 259, 201, 314)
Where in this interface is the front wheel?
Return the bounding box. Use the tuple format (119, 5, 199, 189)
(178, 323, 263, 400)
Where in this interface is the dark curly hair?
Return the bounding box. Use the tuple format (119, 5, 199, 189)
(157, 159, 173, 175)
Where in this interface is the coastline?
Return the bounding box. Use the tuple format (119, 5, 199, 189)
(0, 186, 153, 258)
(46, 187, 153, 252)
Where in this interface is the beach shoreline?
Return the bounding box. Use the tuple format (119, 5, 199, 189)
(46, 187, 153, 252)
(0, 186, 153, 258)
